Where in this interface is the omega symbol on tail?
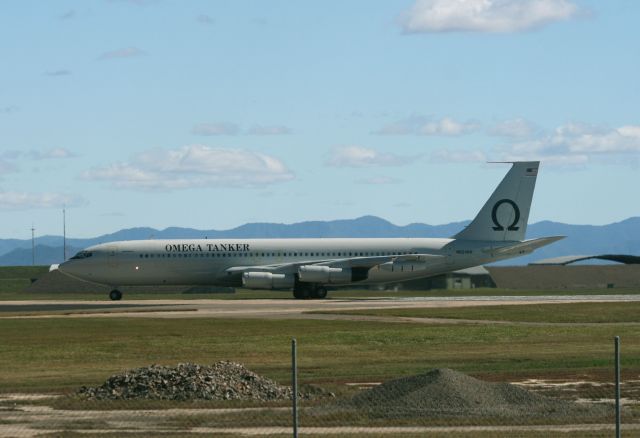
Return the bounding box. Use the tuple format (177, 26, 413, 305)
(491, 199, 520, 231)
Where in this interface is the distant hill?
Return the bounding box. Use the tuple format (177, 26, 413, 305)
(0, 245, 83, 267)
(1, 215, 638, 266)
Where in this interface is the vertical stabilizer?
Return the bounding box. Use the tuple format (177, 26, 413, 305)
(454, 161, 539, 242)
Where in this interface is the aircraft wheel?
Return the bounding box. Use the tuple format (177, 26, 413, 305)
(293, 288, 309, 299)
(109, 289, 123, 301)
(313, 286, 328, 299)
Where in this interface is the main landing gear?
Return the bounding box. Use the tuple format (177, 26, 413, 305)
(109, 289, 123, 301)
(293, 285, 328, 300)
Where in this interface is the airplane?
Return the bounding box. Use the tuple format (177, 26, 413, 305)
(58, 161, 563, 300)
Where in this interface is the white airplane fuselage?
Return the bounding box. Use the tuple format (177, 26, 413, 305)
(59, 237, 537, 286)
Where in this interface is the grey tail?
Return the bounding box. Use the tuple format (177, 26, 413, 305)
(454, 161, 539, 242)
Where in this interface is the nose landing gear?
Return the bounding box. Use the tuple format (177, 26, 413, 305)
(109, 289, 123, 301)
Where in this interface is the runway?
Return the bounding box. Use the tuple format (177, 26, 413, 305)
(1, 294, 639, 320)
(0, 303, 174, 313)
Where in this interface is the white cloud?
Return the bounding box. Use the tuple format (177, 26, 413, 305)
(326, 146, 415, 167)
(247, 125, 291, 136)
(191, 122, 240, 136)
(375, 116, 479, 136)
(30, 148, 76, 160)
(0, 192, 86, 210)
(99, 47, 146, 60)
(401, 0, 580, 33)
(83, 145, 294, 190)
(420, 117, 480, 136)
(430, 148, 487, 163)
(498, 123, 640, 165)
(489, 118, 538, 138)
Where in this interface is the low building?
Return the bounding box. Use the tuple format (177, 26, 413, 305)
(395, 254, 640, 291)
(392, 266, 496, 290)
(486, 264, 640, 290)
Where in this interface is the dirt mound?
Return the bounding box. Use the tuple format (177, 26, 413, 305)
(79, 361, 311, 401)
(339, 368, 610, 419)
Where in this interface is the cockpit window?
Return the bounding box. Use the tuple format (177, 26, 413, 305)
(70, 251, 93, 260)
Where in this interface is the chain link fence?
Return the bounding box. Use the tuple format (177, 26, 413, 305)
(1, 337, 638, 437)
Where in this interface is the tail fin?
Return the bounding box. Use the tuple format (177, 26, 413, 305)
(454, 161, 539, 242)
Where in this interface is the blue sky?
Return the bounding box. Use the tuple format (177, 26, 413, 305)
(1, 0, 638, 238)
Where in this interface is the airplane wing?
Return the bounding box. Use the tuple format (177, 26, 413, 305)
(224, 253, 445, 275)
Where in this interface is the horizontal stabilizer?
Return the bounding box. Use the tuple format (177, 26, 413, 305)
(489, 236, 565, 257)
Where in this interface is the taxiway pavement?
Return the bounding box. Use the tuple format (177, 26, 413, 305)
(1, 294, 639, 321)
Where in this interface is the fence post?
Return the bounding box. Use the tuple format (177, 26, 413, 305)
(292, 338, 298, 438)
(615, 336, 620, 438)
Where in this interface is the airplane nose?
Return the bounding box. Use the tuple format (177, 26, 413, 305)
(58, 260, 83, 279)
(58, 261, 71, 275)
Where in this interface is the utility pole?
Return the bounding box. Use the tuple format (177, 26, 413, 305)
(63, 207, 67, 261)
(615, 336, 621, 438)
(292, 338, 298, 438)
(31, 225, 35, 266)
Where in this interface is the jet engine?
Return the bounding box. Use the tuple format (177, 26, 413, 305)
(298, 265, 352, 284)
(242, 272, 294, 289)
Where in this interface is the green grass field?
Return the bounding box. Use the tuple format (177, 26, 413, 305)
(1, 312, 637, 394)
(2, 285, 639, 434)
(0, 266, 48, 295)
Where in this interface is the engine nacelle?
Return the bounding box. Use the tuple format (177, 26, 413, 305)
(242, 272, 294, 289)
(379, 261, 427, 273)
(298, 265, 352, 284)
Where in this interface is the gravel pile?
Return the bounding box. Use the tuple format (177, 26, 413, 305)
(338, 368, 610, 419)
(79, 361, 317, 401)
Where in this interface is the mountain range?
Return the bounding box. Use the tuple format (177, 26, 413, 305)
(1, 215, 638, 266)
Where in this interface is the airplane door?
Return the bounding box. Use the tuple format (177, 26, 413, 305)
(444, 245, 455, 265)
(106, 245, 118, 268)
